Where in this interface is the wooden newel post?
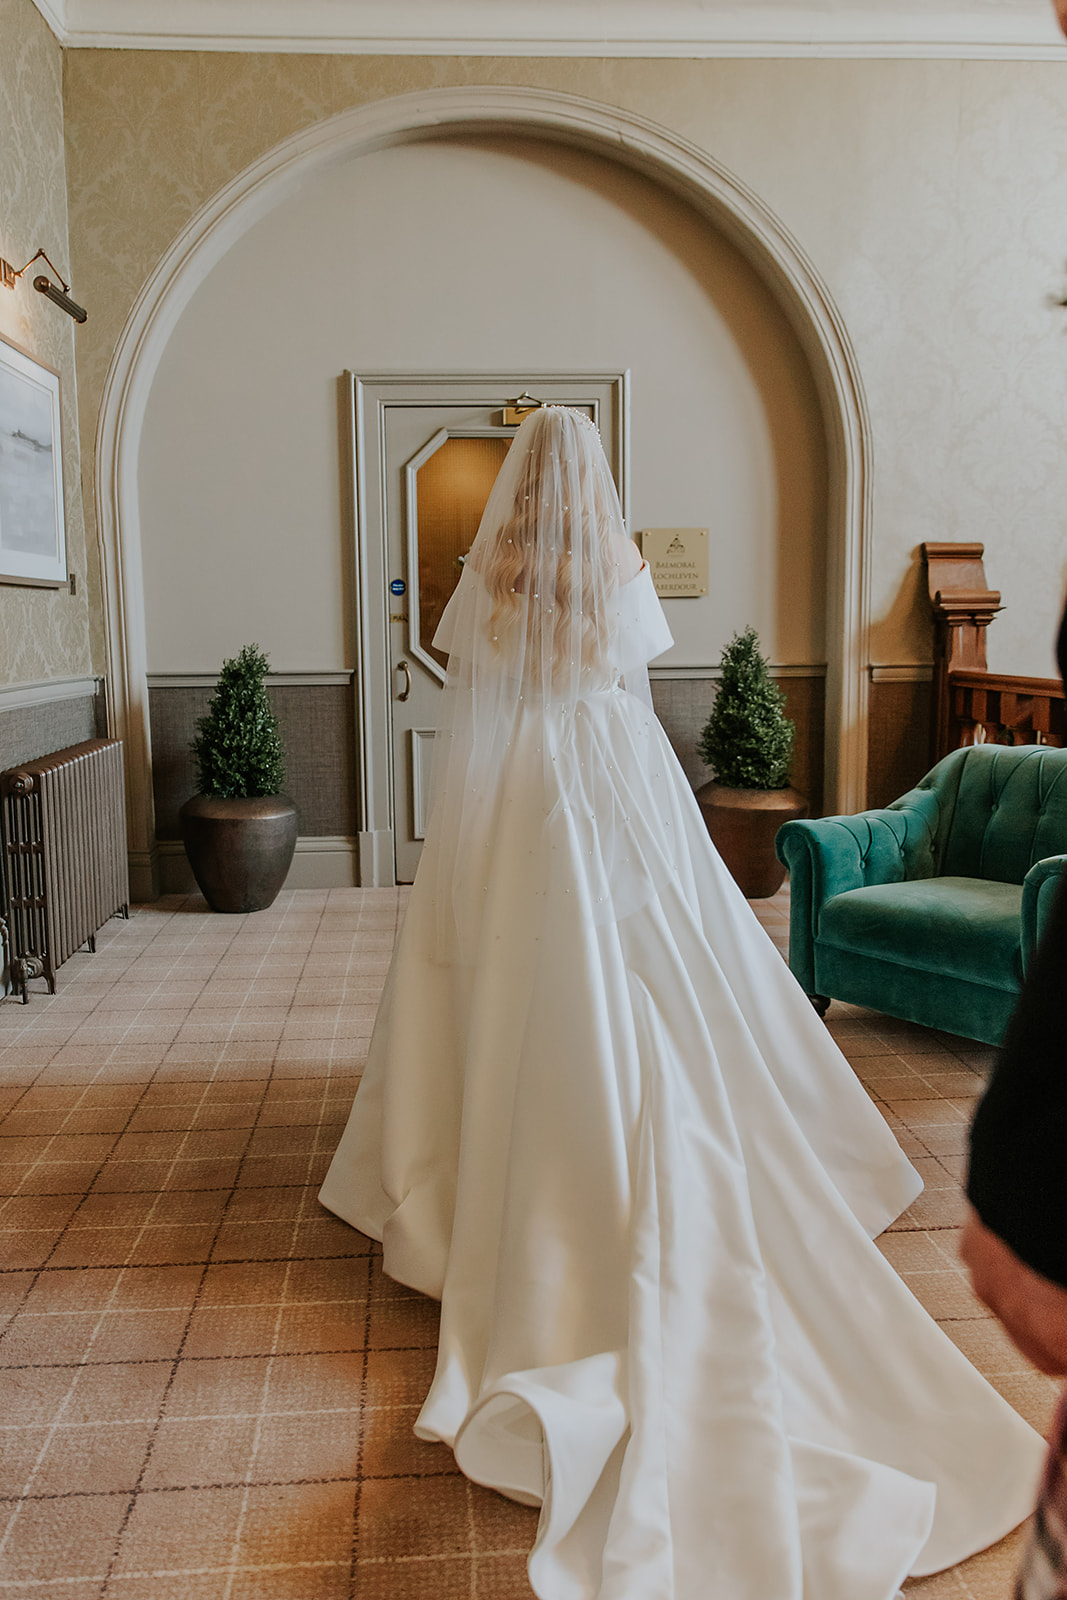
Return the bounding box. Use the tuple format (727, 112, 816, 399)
(921, 542, 1002, 761)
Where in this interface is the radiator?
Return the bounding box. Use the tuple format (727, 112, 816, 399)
(1, 739, 129, 1002)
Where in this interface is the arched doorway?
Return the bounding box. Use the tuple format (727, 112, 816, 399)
(94, 86, 871, 899)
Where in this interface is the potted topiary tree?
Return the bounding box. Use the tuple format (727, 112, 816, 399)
(179, 643, 298, 913)
(695, 626, 808, 897)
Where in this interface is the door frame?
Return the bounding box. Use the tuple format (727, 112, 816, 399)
(346, 371, 630, 886)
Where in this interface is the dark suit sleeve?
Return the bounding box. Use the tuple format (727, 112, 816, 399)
(966, 601, 1067, 1288)
(967, 873, 1067, 1287)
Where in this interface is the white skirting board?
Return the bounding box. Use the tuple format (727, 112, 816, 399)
(156, 836, 359, 895)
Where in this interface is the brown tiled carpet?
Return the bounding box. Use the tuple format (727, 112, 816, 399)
(0, 887, 1055, 1598)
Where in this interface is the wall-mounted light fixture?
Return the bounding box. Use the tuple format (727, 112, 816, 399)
(500, 391, 544, 426)
(0, 248, 87, 324)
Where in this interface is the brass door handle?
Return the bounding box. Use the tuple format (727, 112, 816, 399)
(396, 659, 412, 702)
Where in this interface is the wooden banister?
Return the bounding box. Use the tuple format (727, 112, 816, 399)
(922, 543, 1064, 758)
(922, 542, 1003, 760)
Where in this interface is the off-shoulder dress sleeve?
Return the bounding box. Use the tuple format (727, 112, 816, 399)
(611, 563, 674, 674)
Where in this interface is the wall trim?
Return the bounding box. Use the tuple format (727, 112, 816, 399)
(95, 84, 876, 891)
(37, 0, 1067, 58)
(157, 835, 357, 855)
(156, 835, 358, 894)
(650, 664, 827, 681)
(0, 675, 102, 713)
(146, 671, 355, 688)
(868, 664, 934, 683)
(127, 846, 156, 904)
(292, 835, 359, 855)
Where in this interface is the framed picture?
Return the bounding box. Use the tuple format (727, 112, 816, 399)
(0, 333, 67, 587)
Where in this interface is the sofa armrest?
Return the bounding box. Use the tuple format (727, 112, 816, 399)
(775, 794, 941, 997)
(1022, 854, 1067, 973)
(774, 818, 852, 995)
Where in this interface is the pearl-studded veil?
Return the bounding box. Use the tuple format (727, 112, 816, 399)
(427, 405, 676, 953)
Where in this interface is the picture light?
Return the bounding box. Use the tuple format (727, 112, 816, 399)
(0, 248, 87, 323)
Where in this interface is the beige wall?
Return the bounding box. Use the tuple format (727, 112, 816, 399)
(136, 134, 826, 674)
(56, 51, 1067, 688)
(0, 0, 92, 686)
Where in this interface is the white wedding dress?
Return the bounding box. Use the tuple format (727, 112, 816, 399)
(320, 409, 1043, 1600)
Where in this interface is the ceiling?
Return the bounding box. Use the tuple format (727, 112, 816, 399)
(27, 0, 1067, 57)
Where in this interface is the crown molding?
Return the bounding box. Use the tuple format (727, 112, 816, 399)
(32, 0, 1067, 58)
(29, 0, 68, 43)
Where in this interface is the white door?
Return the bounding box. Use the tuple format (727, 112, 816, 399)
(349, 374, 629, 884)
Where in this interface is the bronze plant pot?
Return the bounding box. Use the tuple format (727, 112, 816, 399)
(694, 782, 808, 899)
(179, 793, 298, 913)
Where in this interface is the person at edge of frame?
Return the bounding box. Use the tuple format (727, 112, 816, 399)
(961, 43, 1067, 1560)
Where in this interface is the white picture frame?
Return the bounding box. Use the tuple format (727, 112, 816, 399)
(0, 333, 67, 587)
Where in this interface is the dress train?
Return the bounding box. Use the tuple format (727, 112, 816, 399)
(321, 622, 1043, 1600)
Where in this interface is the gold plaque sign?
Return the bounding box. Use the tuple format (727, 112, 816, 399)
(639, 528, 709, 598)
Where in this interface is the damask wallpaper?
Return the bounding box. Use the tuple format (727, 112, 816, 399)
(58, 49, 1067, 679)
(0, 0, 92, 688)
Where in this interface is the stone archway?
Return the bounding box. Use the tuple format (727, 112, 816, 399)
(94, 85, 872, 898)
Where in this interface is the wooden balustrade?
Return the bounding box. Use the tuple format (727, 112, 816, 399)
(921, 542, 1065, 761)
(945, 669, 1065, 752)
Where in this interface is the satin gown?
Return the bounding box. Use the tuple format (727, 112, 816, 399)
(320, 565, 1043, 1600)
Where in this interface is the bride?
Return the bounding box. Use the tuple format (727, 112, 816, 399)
(320, 405, 1043, 1600)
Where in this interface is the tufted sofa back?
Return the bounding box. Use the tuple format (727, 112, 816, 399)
(916, 744, 1067, 883)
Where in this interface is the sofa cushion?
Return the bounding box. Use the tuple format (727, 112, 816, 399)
(818, 875, 1024, 990)
(940, 745, 1067, 884)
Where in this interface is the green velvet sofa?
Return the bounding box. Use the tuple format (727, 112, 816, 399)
(775, 744, 1067, 1045)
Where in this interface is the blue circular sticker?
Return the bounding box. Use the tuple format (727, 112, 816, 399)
(390, 578, 406, 596)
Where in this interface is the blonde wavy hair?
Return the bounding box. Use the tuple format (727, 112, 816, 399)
(473, 411, 622, 682)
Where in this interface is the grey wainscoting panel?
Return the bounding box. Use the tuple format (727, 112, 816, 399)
(149, 681, 358, 840)
(651, 674, 825, 816)
(651, 678, 716, 791)
(0, 695, 104, 772)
